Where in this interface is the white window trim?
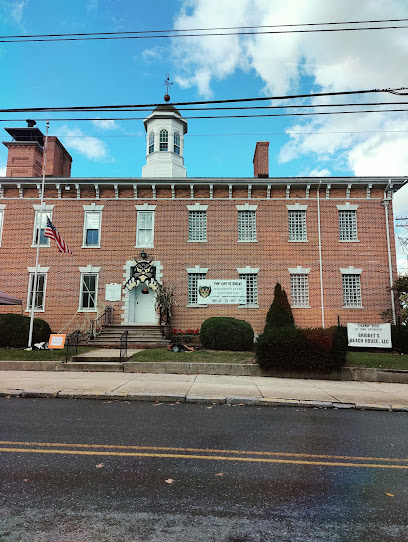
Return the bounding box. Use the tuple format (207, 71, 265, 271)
(187, 205, 208, 242)
(186, 266, 209, 307)
(237, 267, 260, 308)
(289, 269, 311, 308)
(0, 204, 5, 247)
(287, 205, 308, 242)
(236, 203, 258, 211)
(340, 267, 363, 308)
(78, 265, 100, 312)
(82, 204, 104, 248)
(26, 266, 49, 312)
(286, 203, 308, 211)
(336, 202, 359, 211)
(135, 209, 155, 248)
(32, 204, 55, 248)
(187, 203, 209, 211)
(237, 207, 257, 242)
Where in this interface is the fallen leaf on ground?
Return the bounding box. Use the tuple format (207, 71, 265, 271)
(96, 463, 104, 469)
(207, 406, 213, 409)
(23, 478, 29, 482)
(165, 478, 174, 484)
(385, 492, 395, 497)
(102, 401, 112, 404)
(152, 403, 162, 407)
(215, 473, 224, 477)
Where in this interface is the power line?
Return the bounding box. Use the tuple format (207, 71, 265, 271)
(0, 87, 403, 113)
(2, 24, 408, 43)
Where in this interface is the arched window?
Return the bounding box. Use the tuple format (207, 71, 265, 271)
(159, 129, 168, 151)
(174, 131, 180, 155)
(148, 132, 154, 154)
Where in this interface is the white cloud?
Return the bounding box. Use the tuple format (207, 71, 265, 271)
(0, 162, 6, 177)
(58, 126, 108, 161)
(92, 119, 119, 131)
(0, 0, 28, 25)
(308, 168, 331, 177)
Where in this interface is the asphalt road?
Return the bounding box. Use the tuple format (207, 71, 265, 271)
(1, 397, 408, 541)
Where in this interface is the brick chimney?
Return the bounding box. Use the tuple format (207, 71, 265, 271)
(3, 122, 72, 178)
(253, 141, 269, 178)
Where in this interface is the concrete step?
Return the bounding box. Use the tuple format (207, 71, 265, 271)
(61, 362, 124, 372)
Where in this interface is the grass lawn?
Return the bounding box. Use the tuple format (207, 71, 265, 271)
(0, 346, 95, 362)
(130, 348, 255, 364)
(347, 351, 408, 370)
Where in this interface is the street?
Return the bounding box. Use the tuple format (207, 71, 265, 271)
(1, 397, 408, 541)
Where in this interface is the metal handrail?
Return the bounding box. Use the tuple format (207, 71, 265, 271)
(120, 330, 128, 362)
(90, 306, 113, 340)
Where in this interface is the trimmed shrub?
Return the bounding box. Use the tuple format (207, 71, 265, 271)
(264, 283, 294, 331)
(391, 325, 408, 353)
(0, 313, 52, 348)
(255, 326, 348, 372)
(200, 317, 254, 351)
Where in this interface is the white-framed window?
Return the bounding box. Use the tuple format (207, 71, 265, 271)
(337, 203, 359, 241)
(32, 204, 54, 247)
(26, 266, 49, 312)
(187, 204, 208, 242)
(237, 203, 257, 242)
(340, 267, 362, 307)
(159, 129, 168, 151)
(174, 131, 180, 154)
(0, 204, 5, 246)
(82, 204, 104, 248)
(79, 266, 100, 311)
(289, 267, 311, 308)
(237, 267, 259, 307)
(148, 132, 154, 154)
(136, 204, 156, 248)
(187, 266, 208, 305)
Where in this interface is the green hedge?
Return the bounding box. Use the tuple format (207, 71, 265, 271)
(0, 314, 52, 348)
(200, 317, 254, 351)
(255, 326, 347, 372)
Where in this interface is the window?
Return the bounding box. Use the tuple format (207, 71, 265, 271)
(288, 210, 307, 241)
(188, 210, 207, 241)
(32, 204, 54, 246)
(174, 131, 180, 154)
(239, 273, 258, 307)
(188, 272, 207, 305)
(290, 274, 309, 307)
(159, 129, 168, 151)
(83, 211, 102, 247)
(339, 210, 358, 241)
(80, 274, 98, 310)
(136, 211, 154, 247)
(238, 210, 256, 241)
(342, 273, 362, 307)
(0, 206, 4, 246)
(148, 132, 154, 154)
(27, 270, 48, 311)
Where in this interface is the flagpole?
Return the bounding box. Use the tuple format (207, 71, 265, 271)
(28, 121, 49, 348)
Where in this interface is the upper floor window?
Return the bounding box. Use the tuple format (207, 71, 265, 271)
(187, 204, 208, 242)
(288, 205, 307, 242)
(337, 204, 359, 241)
(148, 132, 154, 154)
(82, 204, 104, 248)
(0, 205, 5, 246)
(238, 209, 257, 241)
(32, 204, 54, 247)
(341, 267, 362, 307)
(136, 211, 154, 248)
(174, 131, 180, 154)
(159, 129, 168, 151)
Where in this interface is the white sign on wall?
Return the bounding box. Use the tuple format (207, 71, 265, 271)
(347, 323, 392, 348)
(105, 283, 122, 302)
(197, 279, 247, 305)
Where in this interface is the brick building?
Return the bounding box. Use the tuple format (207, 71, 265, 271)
(0, 105, 405, 336)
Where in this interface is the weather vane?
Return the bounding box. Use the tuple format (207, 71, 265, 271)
(163, 74, 173, 102)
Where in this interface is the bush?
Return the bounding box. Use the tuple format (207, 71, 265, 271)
(264, 283, 294, 331)
(391, 325, 408, 353)
(200, 317, 254, 351)
(0, 313, 52, 348)
(255, 326, 348, 372)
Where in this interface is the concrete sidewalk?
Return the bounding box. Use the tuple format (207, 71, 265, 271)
(1, 370, 408, 411)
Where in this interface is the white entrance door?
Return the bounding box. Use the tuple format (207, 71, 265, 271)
(129, 283, 157, 324)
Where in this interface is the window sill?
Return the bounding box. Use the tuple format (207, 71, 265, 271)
(77, 308, 98, 313)
(342, 306, 364, 309)
(186, 304, 208, 308)
(31, 244, 49, 248)
(238, 240, 258, 243)
(238, 304, 259, 309)
(25, 308, 45, 313)
(339, 239, 360, 242)
(135, 245, 154, 249)
(81, 245, 101, 249)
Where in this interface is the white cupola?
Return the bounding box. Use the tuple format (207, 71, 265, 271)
(142, 101, 188, 178)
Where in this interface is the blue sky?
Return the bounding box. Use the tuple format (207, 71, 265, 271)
(1, 0, 408, 266)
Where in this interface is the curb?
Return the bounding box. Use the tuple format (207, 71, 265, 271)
(1, 389, 407, 412)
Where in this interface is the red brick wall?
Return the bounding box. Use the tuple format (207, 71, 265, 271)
(4, 138, 71, 178)
(253, 142, 269, 178)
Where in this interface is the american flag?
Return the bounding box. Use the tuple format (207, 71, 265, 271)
(44, 217, 73, 254)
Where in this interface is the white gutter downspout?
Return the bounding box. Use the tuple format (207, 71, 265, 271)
(383, 180, 396, 325)
(317, 181, 325, 328)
